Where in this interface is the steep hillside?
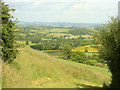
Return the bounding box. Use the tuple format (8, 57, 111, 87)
(2, 47, 111, 88)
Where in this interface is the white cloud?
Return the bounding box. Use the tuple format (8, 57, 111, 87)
(73, 3, 89, 9)
(50, 3, 68, 11)
(32, 2, 43, 8)
(4, 0, 118, 23)
(63, 2, 89, 15)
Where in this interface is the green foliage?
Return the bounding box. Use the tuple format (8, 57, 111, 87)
(59, 44, 102, 66)
(93, 17, 120, 88)
(59, 43, 72, 59)
(70, 51, 86, 63)
(30, 44, 43, 51)
(86, 60, 98, 66)
(16, 25, 94, 51)
(1, 1, 18, 63)
(25, 40, 29, 45)
(67, 27, 91, 35)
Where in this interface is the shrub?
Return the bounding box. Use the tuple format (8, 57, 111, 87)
(70, 51, 86, 63)
(59, 43, 72, 59)
(1, 1, 18, 63)
(30, 44, 43, 51)
(93, 17, 120, 88)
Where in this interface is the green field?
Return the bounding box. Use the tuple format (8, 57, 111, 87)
(43, 51, 62, 58)
(44, 51, 98, 57)
(2, 46, 111, 88)
(73, 45, 98, 52)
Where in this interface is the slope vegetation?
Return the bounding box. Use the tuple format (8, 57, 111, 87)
(2, 47, 111, 88)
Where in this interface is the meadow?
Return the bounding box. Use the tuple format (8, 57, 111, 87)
(2, 46, 111, 88)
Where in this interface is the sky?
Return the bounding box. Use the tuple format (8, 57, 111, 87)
(3, 0, 119, 23)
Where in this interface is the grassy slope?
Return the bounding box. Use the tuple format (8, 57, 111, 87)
(2, 46, 111, 88)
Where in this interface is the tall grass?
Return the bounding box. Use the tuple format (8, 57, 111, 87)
(2, 47, 111, 88)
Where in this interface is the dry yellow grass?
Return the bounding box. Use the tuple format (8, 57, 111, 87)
(41, 50, 59, 52)
(29, 33, 35, 35)
(66, 35, 79, 39)
(47, 33, 67, 37)
(50, 28, 70, 33)
(16, 41, 26, 44)
(39, 28, 70, 34)
(81, 35, 92, 39)
(47, 33, 79, 39)
(29, 30, 37, 32)
(19, 33, 26, 36)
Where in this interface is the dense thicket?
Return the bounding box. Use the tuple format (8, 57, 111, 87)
(1, 1, 18, 63)
(93, 17, 120, 88)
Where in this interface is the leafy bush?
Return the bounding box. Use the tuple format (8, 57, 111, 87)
(30, 44, 43, 51)
(93, 17, 120, 88)
(70, 51, 86, 63)
(1, 1, 18, 63)
(59, 43, 72, 59)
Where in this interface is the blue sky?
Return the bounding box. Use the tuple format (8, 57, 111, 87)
(4, 0, 119, 23)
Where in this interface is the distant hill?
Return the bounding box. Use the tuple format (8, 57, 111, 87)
(17, 22, 102, 27)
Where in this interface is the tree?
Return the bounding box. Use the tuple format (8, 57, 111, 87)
(93, 17, 120, 88)
(70, 51, 86, 63)
(1, 1, 18, 63)
(59, 43, 72, 59)
(25, 40, 29, 45)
